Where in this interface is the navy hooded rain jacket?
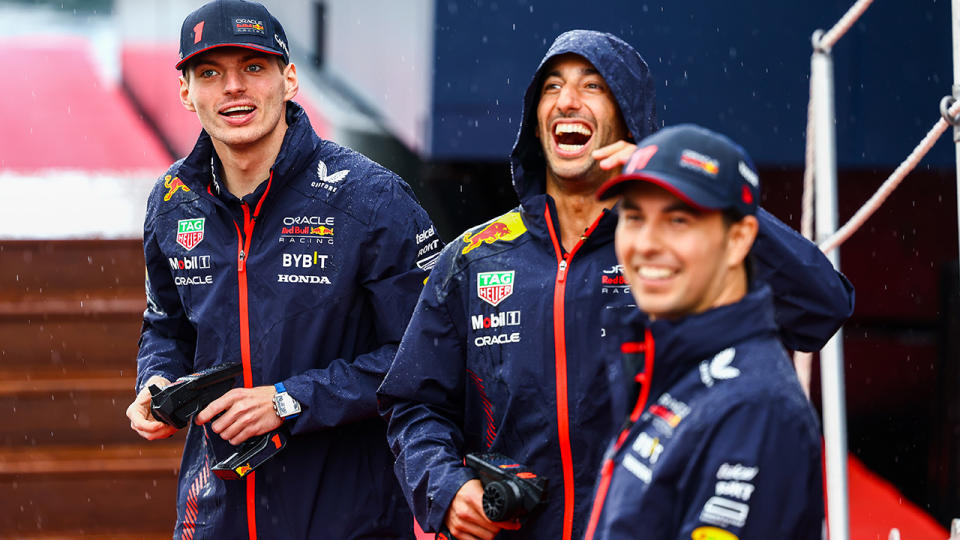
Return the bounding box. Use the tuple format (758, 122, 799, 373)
(378, 30, 852, 540)
(138, 102, 440, 539)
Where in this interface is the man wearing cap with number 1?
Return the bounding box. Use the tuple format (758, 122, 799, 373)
(583, 124, 824, 539)
(124, 0, 440, 537)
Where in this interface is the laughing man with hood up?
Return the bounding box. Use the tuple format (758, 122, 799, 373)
(378, 30, 854, 540)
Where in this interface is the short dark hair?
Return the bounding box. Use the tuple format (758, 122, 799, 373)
(719, 208, 756, 283)
(721, 208, 746, 228)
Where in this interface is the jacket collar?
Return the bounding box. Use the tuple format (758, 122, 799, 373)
(176, 101, 319, 193)
(625, 284, 780, 376)
(517, 193, 620, 254)
(606, 284, 779, 424)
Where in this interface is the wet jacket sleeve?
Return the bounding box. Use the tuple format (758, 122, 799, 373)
(136, 218, 195, 392)
(672, 398, 824, 540)
(280, 179, 441, 432)
(377, 244, 477, 533)
(753, 208, 855, 352)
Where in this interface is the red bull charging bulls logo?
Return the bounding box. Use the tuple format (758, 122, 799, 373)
(461, 212, 527, 254)
(163, 175, 191, 201)
(279, 216, 335, 244)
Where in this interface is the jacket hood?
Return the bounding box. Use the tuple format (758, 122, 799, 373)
(510, 29, 657, 205)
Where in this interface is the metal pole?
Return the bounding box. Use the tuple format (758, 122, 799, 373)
(812, 32, 850, 540)
(951, 0, 960, 281)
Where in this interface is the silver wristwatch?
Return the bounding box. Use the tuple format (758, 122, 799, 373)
(273, 382, 301, 420)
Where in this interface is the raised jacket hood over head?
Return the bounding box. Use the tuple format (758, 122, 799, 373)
(510, 29, 657, 205)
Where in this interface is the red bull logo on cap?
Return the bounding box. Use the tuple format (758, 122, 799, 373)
(163, 175, 191, 202)
(234, 18, 265, 35)
(679, 149, 719, 177)
(461, 212, 527, 255)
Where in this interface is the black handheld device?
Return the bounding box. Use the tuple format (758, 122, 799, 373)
(149, 362, 243, 428)
(211, 428, 288, 480)
(437, 452, 548, 539)
(148, 362, 286, 480)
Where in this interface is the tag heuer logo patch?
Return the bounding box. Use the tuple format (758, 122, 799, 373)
(477, 270, 515, 306)
(176, 218, 205, 251)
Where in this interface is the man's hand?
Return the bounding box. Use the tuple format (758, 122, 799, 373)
(593, 140, 637, 170)
(127, 375, 178, 440)
(195, 385, 282, 445)
(443, 479, 521, 540)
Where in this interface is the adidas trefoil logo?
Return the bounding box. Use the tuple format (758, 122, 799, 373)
(699, 347, 740, 387)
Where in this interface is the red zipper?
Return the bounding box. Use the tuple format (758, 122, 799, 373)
(543, 202, 605, 540)
(230, 171, 273, 540)
(584, 329, 655, 540)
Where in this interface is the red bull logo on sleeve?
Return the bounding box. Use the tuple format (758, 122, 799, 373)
(461, 212, 527, 254)
(163, 175, 191, 201)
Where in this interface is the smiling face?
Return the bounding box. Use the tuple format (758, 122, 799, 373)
(615, 182, 757, 320)
(536, 53, 628, 187)
(179, 47, 297, 152)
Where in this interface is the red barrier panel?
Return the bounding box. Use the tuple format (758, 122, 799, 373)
(0, 37, 170, 172)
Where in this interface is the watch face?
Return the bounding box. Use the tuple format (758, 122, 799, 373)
(274, 392, 301, 417)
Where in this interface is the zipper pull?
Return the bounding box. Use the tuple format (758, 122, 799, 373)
(557, 258, 569, 282)
(238, 249, 246, 272)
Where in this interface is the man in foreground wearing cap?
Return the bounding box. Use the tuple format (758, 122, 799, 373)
(583, 124, 824, 539)
(124, 0, 439, 537)
(378, 30, 849, 540)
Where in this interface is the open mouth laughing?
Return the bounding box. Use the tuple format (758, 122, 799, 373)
(552, 121, 593, 156)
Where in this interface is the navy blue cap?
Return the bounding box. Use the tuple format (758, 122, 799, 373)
(177, 0, 290, 70)
(597, 124, 760, 217)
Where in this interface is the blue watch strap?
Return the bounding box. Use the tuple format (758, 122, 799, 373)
(275, 382, 286, 394)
